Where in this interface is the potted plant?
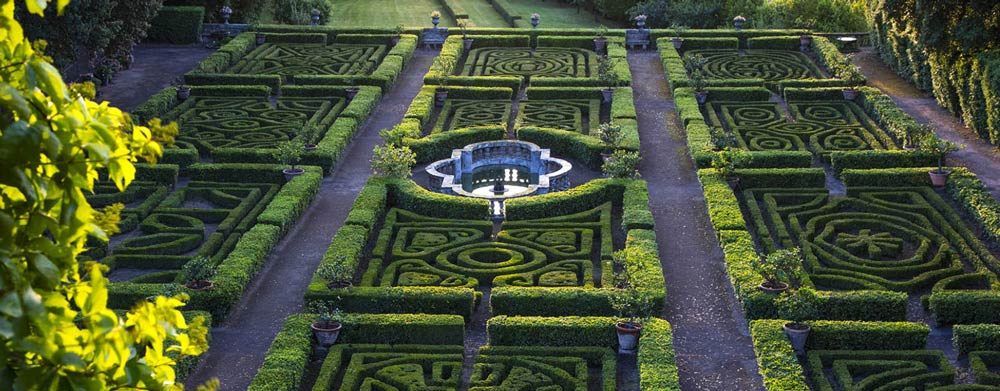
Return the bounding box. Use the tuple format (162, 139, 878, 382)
(431, 10, 441, 28)
(602, 150, 641, 179)
(708, 126, 733, 151)
(597, 55, 620, 103)
(310, 9, 321, 26)
(391, 24, 405, 47)
(775, 288, 821, 354)
(432, 56, 456, 107)
(754, 248, 802, 293)
(733, 15, 746, 30)
(180, 256, 215, 291)
(598, 121, 624, 162)
(317, 256, 353, 289)
(255, 32, 267, 46)
(839, 61, 865, 100)
(298, 124, 321, 151)
(901, 123, 930, 150)
(458, 20, 473, 50)
(309, 303, 343, 347)
(593, 25, 609, 54)
(920, 133, 965, 187)
(670, 23, 688, 50)
(684, 54, 709, 104)
(712, 147, 750, 188)
(171, 77, 191, 101)
(634, 14, 647, 29)
(272, 139, 306, 181)
(220, 5, 233, 24)
(530, 13, 540, 29)
(344, 63, 364, 100)
(371, 143, 417, 178)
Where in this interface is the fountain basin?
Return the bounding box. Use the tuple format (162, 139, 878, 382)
(426, 140, 572, 199)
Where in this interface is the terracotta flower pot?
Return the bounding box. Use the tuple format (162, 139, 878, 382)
(176, 87, 191, 101)
(463, 39, 474, 51)
(594, 38, 607, 53)
(929, 170, 951, 187)
(434, 89, 449, 107)
(311, 321, 342, 347)
(672, 38, 683, 50)
(799, 35, 812, 51)
(345, 87, 360, 100)
(615, 321, 642, 353)
(695, 90, 710, 105)
(304, 144, 318, 151)
(759, 281, 789, 294)
(185, 280, 213, 291)
(601, 88, 613, 103)
(327, 281, 351, 289)
(842, 88, 860, 101)
(256, 33, 266, 46)
(283, 167, 305, 182)
(390, 36, 401, 47)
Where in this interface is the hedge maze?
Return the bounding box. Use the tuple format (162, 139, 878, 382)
(461, 47, 595, 78)
(707, 100, 897, 157)
(228, 43, 386, 77)
(363, 204, 610, 289)
(688, 49, 823, 81)
(519, 99, 602, 134)
(434, 99, 512, 133)
(167, 95, 344, 154)
(807, 350, 960, 390)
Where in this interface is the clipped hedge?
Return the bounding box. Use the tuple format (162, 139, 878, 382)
(955, 324, 1000, 355)
(147, 6, 204, 44)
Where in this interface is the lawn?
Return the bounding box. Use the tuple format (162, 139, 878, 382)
(503, 0, 620, 28)
(325, 0, 619, 28)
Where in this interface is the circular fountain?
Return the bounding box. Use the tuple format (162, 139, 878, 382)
(425, 140, 572, 199)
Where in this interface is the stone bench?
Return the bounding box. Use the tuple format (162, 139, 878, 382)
(626, 29, 651, 50)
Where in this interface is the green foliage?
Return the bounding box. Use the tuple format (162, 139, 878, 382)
(746, 0, 867, 32)
(370, 144, 417, 178)
(433, 55, 456, 89)
(147, 6, 204, 44)
(597, 121, 624, 148)
(712, 147, 751, 178)
(755, 248, 802, 288)
(379, 124, 420, 147)
(627, 0, 722, 29)
(954, 324, 1000, 355)
(271, 139, 306, 169)
(602, 149, 641, 178)
(180, 256, 216, 285)
(749, 320, 811, 390)
(271, 0, 334, 25)
(920, 133, 965, 172)
(775, 288, 821, 325)
(316, 256, 353, 286)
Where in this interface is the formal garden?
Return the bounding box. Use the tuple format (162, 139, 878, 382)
(3, 0, 1000, 391)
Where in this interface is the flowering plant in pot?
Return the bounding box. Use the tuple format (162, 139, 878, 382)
(317, 255, 353, 289)
(775, 287, 821, 354)
(371, 143, 417, 179)
(344, 63, 365, 100)
(901, 123, 931, 150)
(391, 24, 405, 46)
(602, 149, 641, 179)
(838, 60, 866, 100)
(670, 23, 688, 50)
(597, 55, 622, 103)
(597, 121, 623, 162)
(432, 56, 456, 107)
(431, 10, 441, 28)
(609, 249, 655, 353)
(712, 147, 750, 189)
(753, 248, 802, 293)
(309, 302, 343, 347)
(272, 139, 305, 181)
(707, 126, 734, 151)
(919, 133, 965, 187)
(180, 256, 215, 291)
(220, 5, 233, 24)
(593, 25, 609, 53)
(634, 14, 647, 29)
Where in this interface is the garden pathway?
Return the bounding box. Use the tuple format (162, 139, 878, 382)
(627, 51, 765, 390)
(183, 49, 439, 391)
(98, 44, 215, 111)
(852, 48, 1000, 200)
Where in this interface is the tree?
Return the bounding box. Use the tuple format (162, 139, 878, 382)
(0, 1, 212, 389)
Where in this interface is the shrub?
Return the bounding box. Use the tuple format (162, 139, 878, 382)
(147, 6, 204, 44)
(370, 144, 416, 178)
(602, 150, 641, 178)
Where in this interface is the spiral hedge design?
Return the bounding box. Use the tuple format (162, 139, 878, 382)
(167, 96, 344, 154)
(365, 204, 612, 288)
(89, 181, 278, 281)
(229, 43, 387, 76)
(806, 350, 970, 390)
(743, 187, 1000, 292)
(433, 99, 512, 133)
(708, 101, 897, 157)
(518, 99, 601, 135)
(687, 49, 822, 81)
(323, 345, 613, 391)
(461, 47, 595, 78)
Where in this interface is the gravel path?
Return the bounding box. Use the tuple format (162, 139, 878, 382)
(98, 44, 214, 111)
(627, 51, 764, 391)
(852, 48, 1000, 200)
(183, 49, 438, 391)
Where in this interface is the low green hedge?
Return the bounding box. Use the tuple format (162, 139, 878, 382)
(262, 33, 326, 44)
(248, 313, 465, 391)
(830, 150, 938, 174)
(516, 126, 605, 169)
(490, 287, 615, 316)
(748, 36, 799, 50)
(930, 291, 1000, 325)
(306, 286, 477, 320)
(405, 125, 506, 163)
(147, 6, 204, 44)
(505, 179, 623, 220)
(735, 168, 827, 189)
(954, 324, 1000, 355)
(255, 171, 323, 234)
(486, 315, 613, 347)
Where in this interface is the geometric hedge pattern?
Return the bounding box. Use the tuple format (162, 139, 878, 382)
(432, 99, 512, 133)
(360, 204, 613, 289)
(518, 99, 601, 135)
(807, 350, 969, 391)
(166, 96, 344, 154)
(228, 43, 387, 76)
(743, 187, 1000, 292)
(461, 47, 595, 78)
(89, 180, 279, 283)
(687, 49, 822, 81)
(319, 345, 615, 391)
(707, 100, 898, 157)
